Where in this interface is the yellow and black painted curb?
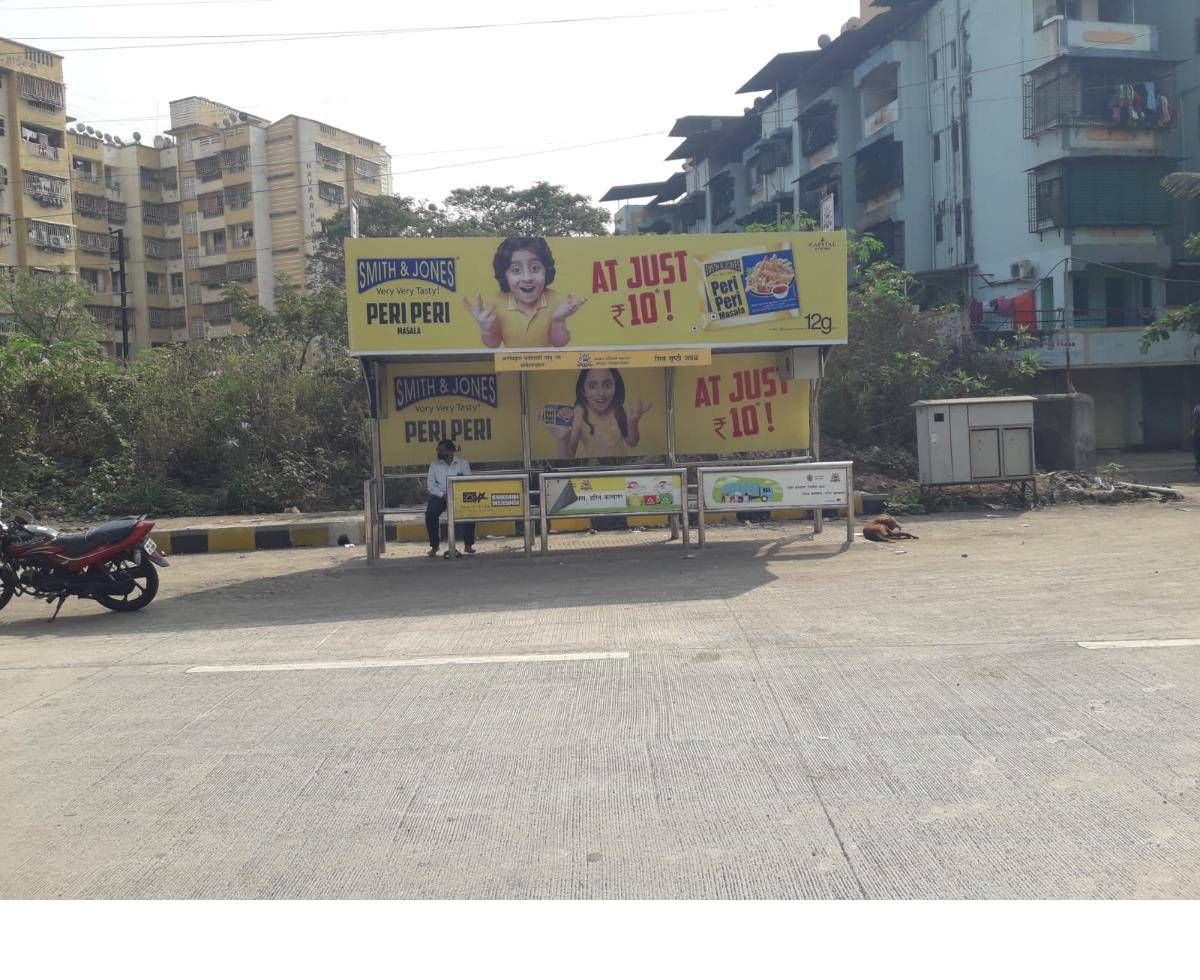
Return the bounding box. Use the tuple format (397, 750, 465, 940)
(153, 495, 886, 557)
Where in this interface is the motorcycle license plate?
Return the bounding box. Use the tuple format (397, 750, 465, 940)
(144, 538, 158, 555)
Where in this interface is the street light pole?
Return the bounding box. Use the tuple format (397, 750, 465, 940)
(111, 227, 129, 367)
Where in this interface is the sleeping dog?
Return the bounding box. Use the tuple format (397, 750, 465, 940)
(862, 514, 919, 542)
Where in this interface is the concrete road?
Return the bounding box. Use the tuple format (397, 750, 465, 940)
(2, 497, 1199, 899)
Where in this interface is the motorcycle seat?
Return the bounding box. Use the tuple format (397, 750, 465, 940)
(53, 518, 142, 557)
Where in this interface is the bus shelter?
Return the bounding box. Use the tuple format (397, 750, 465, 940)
(345, 231, 851, 560)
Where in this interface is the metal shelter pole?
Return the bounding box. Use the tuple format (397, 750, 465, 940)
(666, 366, 679, 542)
(810, 375, 823, 535)
(520, 371, 535, 549)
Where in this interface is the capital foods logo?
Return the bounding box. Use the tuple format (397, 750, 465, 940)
(357, 257, 456, 293)
(807, 237, 836, 252)
(394, 374, 498, 411)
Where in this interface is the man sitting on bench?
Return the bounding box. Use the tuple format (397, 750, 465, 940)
(426, 438, 475, 558)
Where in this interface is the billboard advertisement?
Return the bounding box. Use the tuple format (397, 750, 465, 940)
(543, 473, 684, 517)
(380, 354, 812, 467)
(449, 478, 527, 521)
(701, 465, 850, 510)
(380, 363, 522, 466)
(347, 232, 848, 355)
(673, 353, 809, 455)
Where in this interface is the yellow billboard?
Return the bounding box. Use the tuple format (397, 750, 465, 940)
(347, 232, 847, 355)
(674, 353, 809, 455)
(449, 478, 526, 521)
(380, 363, 523, 466)
(528, 367, 668, 462)
(378, 354, 810, 467)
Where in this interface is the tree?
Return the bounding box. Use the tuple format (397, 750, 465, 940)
(0, 269, 103, 346)
(312, 182, 612, 285)
(225, 274, 348, 370)
(436, 182, 610, 238)
(1140, 172, 1200, 352)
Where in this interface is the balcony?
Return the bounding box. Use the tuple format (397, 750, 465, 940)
(800, 104, 838, 165)
(1037, 15, 1158, 58)
(77, 230, 112, 255)
(1024, 63, 1176, 140)
(22, 139, 61, 163)
(1027, 159, 1174, 232)
(855, 137, 904, 207)
(27, 221, 73, 253)
(864, 99, 899, 141)
(71, 167, 102, 186)
(859, 61, 899, 144)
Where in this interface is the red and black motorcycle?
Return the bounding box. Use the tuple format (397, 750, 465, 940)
(0, 494, 169, 621)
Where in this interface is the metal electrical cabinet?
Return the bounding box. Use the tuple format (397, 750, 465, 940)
(913, 396, 1037, 486)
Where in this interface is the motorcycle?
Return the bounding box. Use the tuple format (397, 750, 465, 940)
(0, 493, 169, 622)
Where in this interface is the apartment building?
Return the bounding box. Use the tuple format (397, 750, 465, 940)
(0, 39, 75, 275)
(169, 96, 391, 343)
(603, 0, 1200, 449)
(1, 36, 392, 359)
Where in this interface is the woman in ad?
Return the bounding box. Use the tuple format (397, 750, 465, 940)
(462, 236, 587, 349)
(546, 368, 654, 459)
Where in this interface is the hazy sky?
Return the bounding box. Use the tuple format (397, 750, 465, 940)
(6, 0, 862, 212)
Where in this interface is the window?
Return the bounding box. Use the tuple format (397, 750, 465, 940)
(147, 272, 163, 294)
(935, 212, 944, 243)
(951, 120, 960, 153)
(955, 204, 963, 237)
(933, 133, 941, 162)
(182, 176, 195, 200)
(929, 52, 939, 81)
(0, 117, 5, 137)
(949, 40, 957, 70)
(1072, 276, 1090, 314)
(188, 284, 201, 305)
(185, 212, 197, 235)
(170, 272, 184, 294)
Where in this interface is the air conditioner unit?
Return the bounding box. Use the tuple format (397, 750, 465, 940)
(1011, 260, 1035, 281)
(49, 234, 67, 248)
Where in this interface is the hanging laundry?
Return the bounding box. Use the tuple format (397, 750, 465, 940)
(993, 295, 1015, 317)
(1013, 289, 1037, 331)
(969, 300, 983, 325)
(1144, 82, 1157, 113)
(1159, 94, 1171, 127)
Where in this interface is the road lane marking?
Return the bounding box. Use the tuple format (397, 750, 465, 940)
(186, 651, 629, 674)
(1077, 639, 1200, 650)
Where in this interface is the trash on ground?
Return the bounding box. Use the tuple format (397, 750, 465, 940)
(1041, 471, 1183, 504)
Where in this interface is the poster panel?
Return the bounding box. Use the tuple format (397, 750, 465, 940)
(543, 473, 684, 517)
(529, 367, 667, 462)
(380, 363, 522, 466)
(701, 465, 849, 511)
(347, 231, 848, 355)
(674, 353, 810, 455)
(449, 478, 527, 520)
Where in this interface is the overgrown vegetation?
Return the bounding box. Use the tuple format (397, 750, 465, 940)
(1, 194, 1041, 520)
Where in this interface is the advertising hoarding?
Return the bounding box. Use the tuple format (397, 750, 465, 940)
(700, 465, 850, 511)
(347, 232, 848, 355)
(543, 473, 684, 517)
(449, 478, 527, 521)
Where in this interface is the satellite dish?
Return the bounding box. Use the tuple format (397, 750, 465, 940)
(85, 125, 95, 135)
(75, 122, 86, 133)
(114, 135, 124, 146)
(131, 131, 141, 143)
(238, 112, 248, 122)
(153, 135, 165, 148)
(840, 16, 861, 33)
(104, 133, 113, 142)
(818, 33, 832, 48)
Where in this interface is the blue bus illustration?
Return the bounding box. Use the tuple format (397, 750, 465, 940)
(711, 475, 783, 505)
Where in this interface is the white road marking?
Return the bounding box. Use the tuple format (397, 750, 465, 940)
(1077, 639, 1200, 650)
(186, 651, 629, 674)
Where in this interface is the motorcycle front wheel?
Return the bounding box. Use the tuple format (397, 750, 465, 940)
(94, 552, 159, 612)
